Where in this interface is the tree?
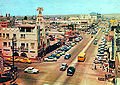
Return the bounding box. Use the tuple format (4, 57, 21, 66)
(24, 16, 27, 20)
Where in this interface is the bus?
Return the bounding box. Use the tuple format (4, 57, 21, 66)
(78, 52, 86, 62)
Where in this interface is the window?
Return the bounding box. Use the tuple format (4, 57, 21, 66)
(26, 43, 28, 48)
(6, 33, 9, 39)
(13, 34, 16, 37)
(3, 42, 7, 47)
(21, 43, 25, 47)
(31, 43, 34, 49)
(26, 28, 31, 32)
(8, 42, 10, 47)
(20, 34, 25, 38)
(20, 28, 25, 32)
(21, 43, 25, 50)
(3, 33, 5, 38)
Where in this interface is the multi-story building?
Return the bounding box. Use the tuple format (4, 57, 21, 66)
(0, 25, 38, 58)
(0, 7, 48, 59)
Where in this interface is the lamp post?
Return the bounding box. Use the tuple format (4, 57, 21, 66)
(12, 37, 16, 71)
(11, 37, 17, 83)
(9, 37, 19, 85)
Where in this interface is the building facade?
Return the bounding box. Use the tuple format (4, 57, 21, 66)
(0, 26, 38, 58)
(0, 7, 48, 59)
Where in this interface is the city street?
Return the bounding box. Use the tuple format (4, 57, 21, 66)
(14, 32, 91, 85)
(1, 1, 120, 85)
(10, 29, 111, 85)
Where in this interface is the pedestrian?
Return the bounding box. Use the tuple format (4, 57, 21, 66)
(94, 64, 97, 70)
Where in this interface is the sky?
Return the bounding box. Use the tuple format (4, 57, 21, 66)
(0, 0, 120, 16)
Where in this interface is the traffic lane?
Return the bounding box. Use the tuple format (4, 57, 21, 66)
(62, 30, 104, 85)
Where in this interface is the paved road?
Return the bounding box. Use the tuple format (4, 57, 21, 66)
(13, 33, 90, 85)
(56, 29, 105, 85)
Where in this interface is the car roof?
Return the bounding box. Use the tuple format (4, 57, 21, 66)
(68, 66, 75, 69)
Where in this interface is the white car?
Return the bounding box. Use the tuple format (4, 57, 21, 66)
(60, 63, 68, 71)
(75, 38, 80, 42)
(43, 57, 57, 62)
(24, 67, 39, 74)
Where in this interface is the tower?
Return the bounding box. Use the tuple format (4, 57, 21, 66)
(36, 7, 47, 50)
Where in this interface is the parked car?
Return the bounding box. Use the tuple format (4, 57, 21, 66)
(44, 56, 57, 62)
(55, 54, 61, 59)
(64, 54, 71, 59)
(71, 42, 76, 47)
(60, 63, 68, 71)
(20, 58, 31, 64)
(67, 66, 75, 76)
(60, 51, 66, 56)
(75, 38, 80, 42)
(60, 46, 69, 52)
(24, 67, 39, 74)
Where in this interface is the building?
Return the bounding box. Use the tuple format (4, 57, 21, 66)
(0, 7, 49, 59)
(0, 26, 38, 58)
